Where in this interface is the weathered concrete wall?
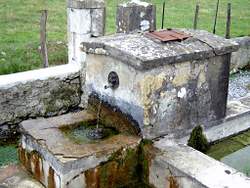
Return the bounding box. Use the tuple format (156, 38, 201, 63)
(178, 95, 250, 144)
(230, 37, 250, 73)
(145, 139, 250, 188)
(82, 30, 238, 139)
(85, 54, 231, 139)
(0, 64, 81, 140)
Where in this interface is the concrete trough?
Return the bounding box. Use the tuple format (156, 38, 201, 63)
(19, 111, 141, 188)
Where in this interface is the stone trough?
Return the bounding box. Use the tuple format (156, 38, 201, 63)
(19, 111, 141, 188)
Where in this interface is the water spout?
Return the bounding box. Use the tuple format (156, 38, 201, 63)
(104, 84, 112, 90)
(86, 94, 105, 140)
(104, 71, 119, 90)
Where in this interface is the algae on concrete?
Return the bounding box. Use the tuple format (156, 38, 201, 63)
(206, 129, 250, 160)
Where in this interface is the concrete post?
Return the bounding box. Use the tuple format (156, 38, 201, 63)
(67, 0, 105, 108)
(67, 0, 105, 65)
(116, 0, 156, 34)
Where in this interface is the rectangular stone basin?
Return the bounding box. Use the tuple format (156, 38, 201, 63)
(19, 111, 141, 188)
(82, 29, 239, 139)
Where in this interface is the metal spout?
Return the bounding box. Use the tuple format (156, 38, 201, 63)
(104, 84, 112, 90)
(104, 71, 119, 90)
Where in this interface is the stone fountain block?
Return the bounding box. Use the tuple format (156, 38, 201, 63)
(82, 29, 239, 139)
(19, 111, 141, 188)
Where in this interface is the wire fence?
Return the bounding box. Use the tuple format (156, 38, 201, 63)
(105, 0, 250, 37)
(0, 0, 249, 74)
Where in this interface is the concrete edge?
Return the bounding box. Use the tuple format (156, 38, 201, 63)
(0, 63, 81, 89)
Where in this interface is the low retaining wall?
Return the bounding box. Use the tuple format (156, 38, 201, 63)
(230, 37, 250, 73)
(0, 64, 81, 140)
(146, 139, 250, 188)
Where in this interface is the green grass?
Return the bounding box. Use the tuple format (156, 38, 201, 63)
(0, 144, 18, 167)
(0, 0, 249, 75)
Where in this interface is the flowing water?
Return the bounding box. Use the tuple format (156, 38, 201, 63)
(96, 94, 103, 129)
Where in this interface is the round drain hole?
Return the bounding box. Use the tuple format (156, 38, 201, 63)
(225, 170, 231, 174)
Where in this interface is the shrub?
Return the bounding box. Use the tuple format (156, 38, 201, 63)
(187, 125, 209, 153)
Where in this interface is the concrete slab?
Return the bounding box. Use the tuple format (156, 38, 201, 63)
(0, 165, 44, 188)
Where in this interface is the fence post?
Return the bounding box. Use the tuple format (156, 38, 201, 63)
(40, 10, 49, 68)
(225, 3, 231, 39)
(193, 4, 200, 30)
(213, 0, 220, 34)
(161, 2, 166, 29)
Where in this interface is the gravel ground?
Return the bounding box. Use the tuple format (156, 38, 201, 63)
(228, 71, 250, 100)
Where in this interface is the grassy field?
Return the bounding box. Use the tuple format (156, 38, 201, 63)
(0, 0, 249, 75)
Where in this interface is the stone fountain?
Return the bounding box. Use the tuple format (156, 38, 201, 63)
(17, 0, 250, 188)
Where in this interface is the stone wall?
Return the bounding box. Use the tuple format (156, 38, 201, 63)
(0, 64, 81, 140)
(230, 36, 250, 73)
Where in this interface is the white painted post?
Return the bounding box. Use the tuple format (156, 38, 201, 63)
(67, 0, 105, 65)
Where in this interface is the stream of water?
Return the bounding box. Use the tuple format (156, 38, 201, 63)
(96, 95, 103, 129)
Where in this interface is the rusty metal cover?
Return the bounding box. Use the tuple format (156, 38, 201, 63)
(146, 29, 191, 42)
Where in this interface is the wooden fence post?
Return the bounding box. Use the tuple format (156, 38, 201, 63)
(193, 4, 200, 30)
(225, 3, 231, 39)
(213, 0, 220, 34)
(161, 2, 166, 29)
(40, 10, 49, 68)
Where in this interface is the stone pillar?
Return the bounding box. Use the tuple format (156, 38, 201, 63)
(67, 0, 105, 65)
(116, 0, 156, 33)
(67, 0, 105, 108)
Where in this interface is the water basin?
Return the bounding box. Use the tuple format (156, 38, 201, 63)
(221, 146, 250, 176)
(206, 129, 250, 177)
(60, 121, 118, 144)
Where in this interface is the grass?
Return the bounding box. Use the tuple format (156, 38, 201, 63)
(0, 0, 249, 75)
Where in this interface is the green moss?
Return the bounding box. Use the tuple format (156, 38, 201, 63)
(98, 147, 140, 187)
(188, 125, 209, 153)
(247, 84, 250, 90)
(137, 140, 159, 187)
(206, 129, 250, 160)
(44, 85, 80, 114)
